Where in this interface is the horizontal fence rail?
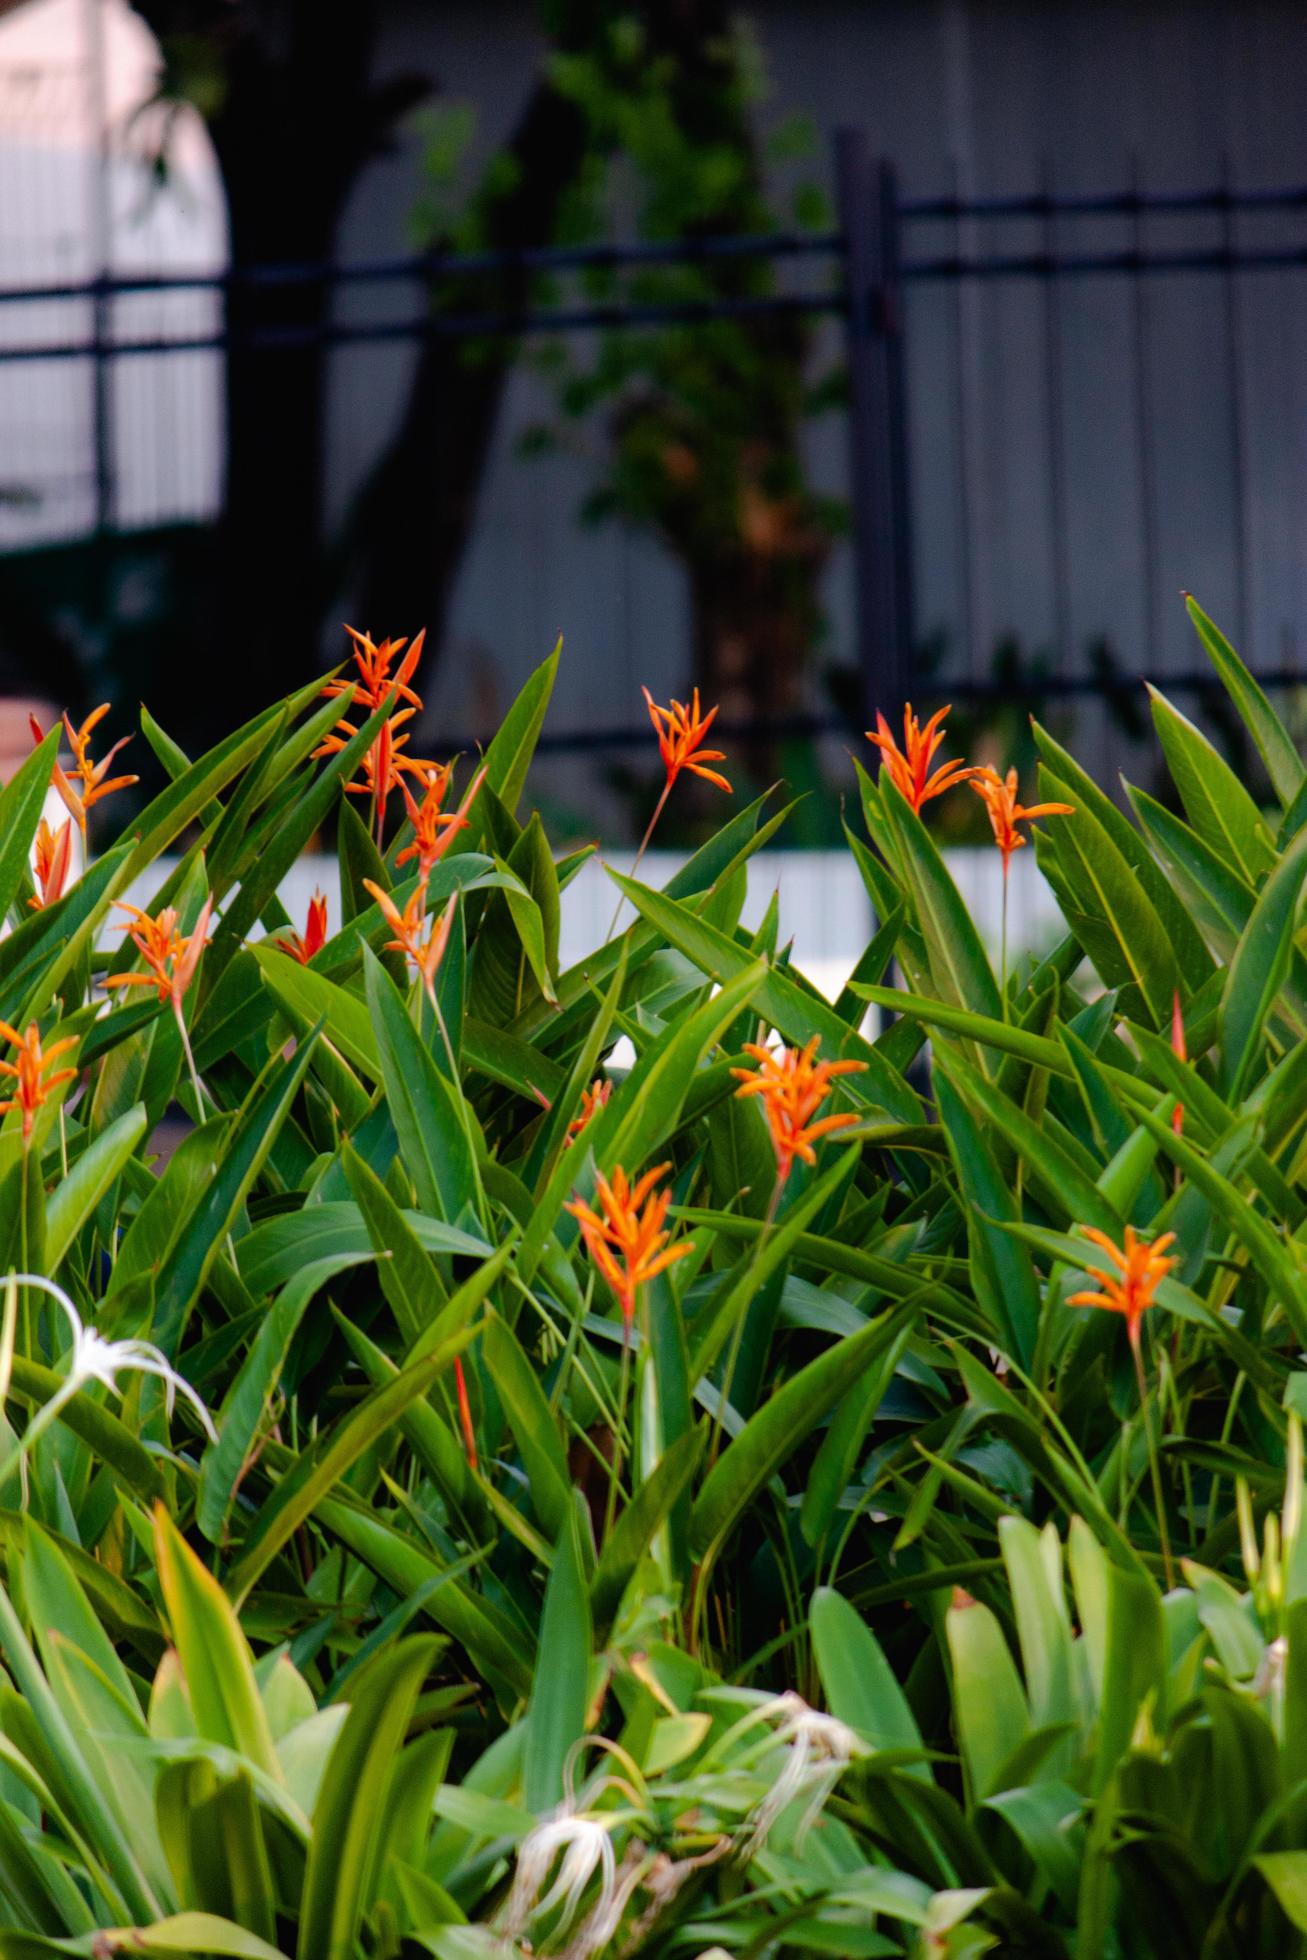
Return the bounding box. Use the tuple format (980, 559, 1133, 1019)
(4, 140, 1307, 739)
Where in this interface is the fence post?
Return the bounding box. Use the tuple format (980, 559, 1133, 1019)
(835, 130, 914, 723)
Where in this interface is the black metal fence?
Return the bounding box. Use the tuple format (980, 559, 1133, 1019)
(3, 128, 1307, 752)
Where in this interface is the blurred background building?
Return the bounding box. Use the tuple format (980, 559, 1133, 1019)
(2, 0, 1305, 847)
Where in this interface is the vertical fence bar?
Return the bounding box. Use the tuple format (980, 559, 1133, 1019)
(1221, 154, 1251, 655)
(836, 128, 914, 720)
(1041, 158, 1072, 671)
(82, 0, 113, 536)
(1129, 155, 1160, 673)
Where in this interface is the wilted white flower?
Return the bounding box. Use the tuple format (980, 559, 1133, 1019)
(740, 1691, 868, 1855)
(5, 1273, 217, 1471)
(502, 1808, 619, 1944)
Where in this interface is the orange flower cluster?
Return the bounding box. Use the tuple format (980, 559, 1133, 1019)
(29, 817, 73, 911)
(279, 890, 329, 966)
(643, 688, 732, 795)
(104, 897, 214, 1011)
(565, 1162, 692, 1333)
(1069, 1225, 1177, 1352)
(866, 704, 975, 813)
(970, 766, 1074, 874)
(733, 1035, 867, 1183)
(32, 705, 137, 838)
(0, 1021, 78, 1142)
(364, 880, 456, 1000)
(397, 762, 486, 884)
(565, 1077, 611, 1146)
(315, 627, 432, 832)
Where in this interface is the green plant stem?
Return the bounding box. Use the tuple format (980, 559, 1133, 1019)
(707, 1170, 785, 1473)
(606, 778, 670, 942)
(1133, 1331, 1174, 1589)
(603, 1325, 634, 1544)
(173, 999, 208, 1118)
(1000, 858, 1010, 1021)
(18, 1148, 29, 1361)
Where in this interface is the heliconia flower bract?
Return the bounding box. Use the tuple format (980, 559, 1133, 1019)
(1068, 1224, 1178, 1352)
(103, 896, 214, 1011)
(363, 879, 456, 998)
(277, 890, 329, 965)
(1171, 989, 1187, 1137)
(565, 1077, 611, 1146)
(642, 687, 732, 794)
(732, 1035, 867, 1183)
(396, 762, 487, 884)
(969, 765, 1074, 874)
(29, 817, 73, 911)
(0, 1021, 79, 1141)
(33, 704, 137, 838)
(324, 625, 426, 717)
(866, 703, 976, 812)
(565, 1162, 693, 1334)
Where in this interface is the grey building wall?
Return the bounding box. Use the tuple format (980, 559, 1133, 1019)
(326, 0, 1307, 806)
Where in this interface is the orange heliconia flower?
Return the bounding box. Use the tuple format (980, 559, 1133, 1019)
(363, 879, 455, 998)
(324, 626, 425, 718)
(28, 817, 73, 911)
(453, 1356, 478, 1472)
(0, 1020, 79, 1141)
(33, 705, 137, 838)
(396, 762, 486, 884)
(642, 688, 732, 795)
(565, 1077, 611, 1146)
(103, 897, 214, 1010)
(316, 627, 434, 831)
(278, 890, 328, 965)
(970, 766, 1074, 874)
(316, 705, 430, 808)
(1068, 1225, 1177, 1352)
(732, 1035, 867, 1183)
(1171, 990, 1187, 1138)
(565, 1163, 693, 1333)
(866, 703, 976, 813)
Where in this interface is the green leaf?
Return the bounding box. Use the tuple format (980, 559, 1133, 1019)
(127, 680, 326, 882)
(298, 1637, 439, 1960)
(43, 1106, 146, 1272)
(523, 1512, 592, 1814)
(689, 1306, 912, 1558)
(474, 637, 560, 823)
(153, 1508, 280, 1780)
(935, 1048, 1123, 1236)
(196, 1254, 375, 1545)
(590, 1429, 703, 1643)
(1186, 593, 1304, 806)
(811, 1586, 930, 1777)
(1147, 685, 1275, 882)
(151, 1034, 321, 1354)
(879, 784, 1002, 1026)
(224, 1326, 478, 1605)
(363, 946, 478, 1224)
(604, 871, 919, 1122)
(945, 1590, 1030, 1800)
(0, 729, 60, 920)
(1257, 1852, 1307, 1931)
(934, 1072, 1040, 1367)
(1219, 818, 1307, 1099)
(1035, 763, 1180, 1025)
(479, 1312, 572, 1542)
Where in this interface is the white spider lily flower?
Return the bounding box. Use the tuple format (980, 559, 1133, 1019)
(5, 1274, 217, 1456)
(502, 1808, 618, 1942)
(740, 1691, 869, 1855)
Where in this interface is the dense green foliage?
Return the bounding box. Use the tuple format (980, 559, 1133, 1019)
(1, 597, 1307, 1956)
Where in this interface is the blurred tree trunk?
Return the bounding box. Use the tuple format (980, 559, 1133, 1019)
(130, 2, 429, 732)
